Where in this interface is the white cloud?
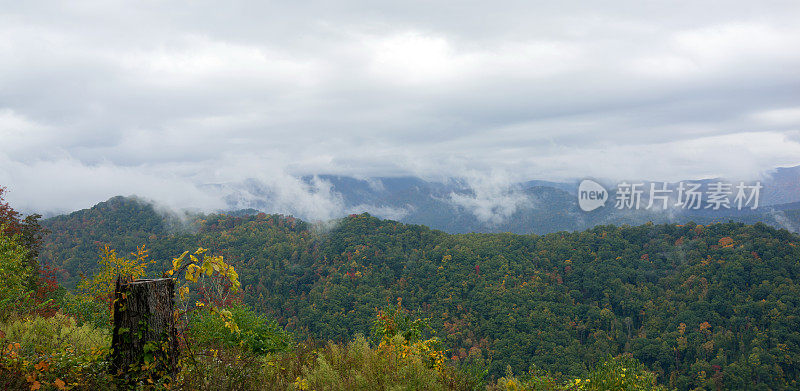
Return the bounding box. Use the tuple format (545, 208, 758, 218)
(1, 1, 799, 215)
(672, 23, 795, 66)
(0, 109, 55, 158)
(0, 156, 226, 215)
(448, 171, 533, 225)
(366, 32, 462, 84)
(751, 107, 800, 126)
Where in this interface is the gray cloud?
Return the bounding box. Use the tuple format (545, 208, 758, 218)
(1, 1, 800, 215)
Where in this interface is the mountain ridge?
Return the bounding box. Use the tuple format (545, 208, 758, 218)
(37, 201, 800, 389)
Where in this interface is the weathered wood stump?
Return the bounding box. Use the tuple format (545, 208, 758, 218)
(111, 277, 178, 386)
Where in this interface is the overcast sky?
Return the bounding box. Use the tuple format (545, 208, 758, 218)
(1, 1, 799, 215)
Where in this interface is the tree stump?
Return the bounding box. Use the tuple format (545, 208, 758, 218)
(111, 277, 178, 386)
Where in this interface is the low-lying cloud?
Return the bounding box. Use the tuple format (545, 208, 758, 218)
(448, 171, 533, 225)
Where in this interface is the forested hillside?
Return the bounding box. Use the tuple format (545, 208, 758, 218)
(40, 196, 169, 287)
(40, 197, 800, 389)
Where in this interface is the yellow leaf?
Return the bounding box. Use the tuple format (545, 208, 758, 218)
(54, 378, 66, 390)
(179, 286, 189, 300)
(185, 265, 200, 283)
(202, 261, 214, 276)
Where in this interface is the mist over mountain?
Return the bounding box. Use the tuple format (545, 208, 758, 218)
(199, 166, 800, 234)
(35, 164, 800, 239)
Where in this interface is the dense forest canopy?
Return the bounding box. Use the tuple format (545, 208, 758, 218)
(36, 196, 800, 390)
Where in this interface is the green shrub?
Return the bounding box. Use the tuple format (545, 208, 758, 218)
(490, 355, 668, 391)
(583, 355, 666, 391)
(491, 365, 561, 391)
(298, 335, 446, 390)
(58, 291, 110, 328)
(0, 230, 31, 321)
(188, 303, 293, 355)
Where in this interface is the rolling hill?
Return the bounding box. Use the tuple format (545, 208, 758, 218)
(40, 198, 800, 389)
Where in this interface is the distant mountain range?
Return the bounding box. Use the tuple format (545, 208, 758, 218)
(39, 165, 800, 235)
(198, 165, 800, 234)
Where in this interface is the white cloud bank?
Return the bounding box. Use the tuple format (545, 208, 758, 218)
(1, 1, 800, 216)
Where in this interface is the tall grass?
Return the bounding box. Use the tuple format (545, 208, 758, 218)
(0, 313, 112, 390)
(1, 313, 665, 390)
